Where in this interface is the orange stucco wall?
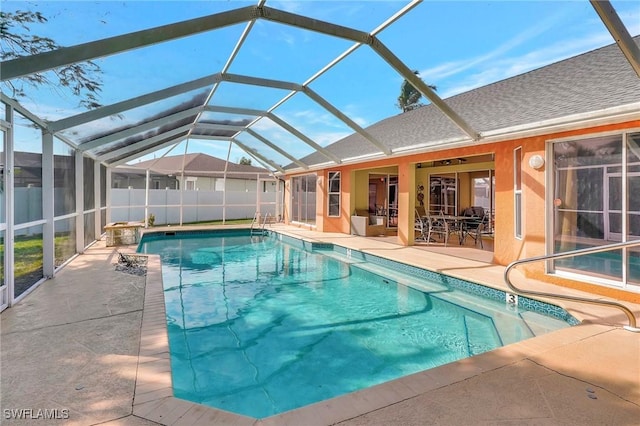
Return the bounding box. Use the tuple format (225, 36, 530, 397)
(499, 121, 640, 303)
(284, 119, 640, 302)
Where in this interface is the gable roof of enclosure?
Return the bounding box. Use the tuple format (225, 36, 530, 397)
(130, 153, 272, 179)
(1, 0, 639, 175)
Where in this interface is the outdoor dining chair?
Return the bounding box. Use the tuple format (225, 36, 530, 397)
(414, 209, 428, 242)
(461, 213, 490, 248)
(428, 213, 452, 246)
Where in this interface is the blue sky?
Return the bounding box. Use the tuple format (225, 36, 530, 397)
(4, 0, 640, 168)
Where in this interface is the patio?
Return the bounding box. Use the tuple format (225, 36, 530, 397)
(1, 225, 638, 425)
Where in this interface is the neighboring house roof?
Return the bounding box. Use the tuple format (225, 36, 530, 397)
(126, 153, 272, 179)
(290, 37, 640, 169)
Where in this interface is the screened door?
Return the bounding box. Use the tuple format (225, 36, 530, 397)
(551, 133, 640, 290)
(605, 173, 640, 241)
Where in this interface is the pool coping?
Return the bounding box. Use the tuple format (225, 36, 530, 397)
(131, 228, 610, 425)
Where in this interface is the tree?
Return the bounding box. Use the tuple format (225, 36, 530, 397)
(396, 70, 436, 113)
(238, 156, 252, 165)
(1, 10, 103, 109)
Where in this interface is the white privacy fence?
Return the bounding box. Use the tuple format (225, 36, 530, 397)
(110, 188, 281, 225)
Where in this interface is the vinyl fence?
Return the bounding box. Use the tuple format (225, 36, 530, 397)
(110, 188, 281, 225)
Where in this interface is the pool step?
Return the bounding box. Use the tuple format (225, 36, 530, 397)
(313, 247, 571, 345)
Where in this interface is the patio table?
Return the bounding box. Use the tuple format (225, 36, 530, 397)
(440, 215, 478, 245)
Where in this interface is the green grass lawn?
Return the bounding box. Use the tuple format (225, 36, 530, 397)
(6, 221, 251, 280)
(4, 220, 254, 288)
(7, 233, 76, 279)
(13, 235, 44, 278)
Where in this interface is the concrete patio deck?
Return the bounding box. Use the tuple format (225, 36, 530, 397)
(1, 225, 639, 425)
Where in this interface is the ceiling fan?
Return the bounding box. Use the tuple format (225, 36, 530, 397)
(440, 158, 467, 165)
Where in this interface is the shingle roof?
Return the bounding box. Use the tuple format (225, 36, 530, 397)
(291, 37, 640, 168)
(129, 153, 271, 179)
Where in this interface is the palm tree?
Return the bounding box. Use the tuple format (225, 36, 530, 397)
(396, 70, 436, 113)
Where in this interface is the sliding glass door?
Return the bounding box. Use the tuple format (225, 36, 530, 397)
(552, 132, 640, 290)
(429, 175, 457, 215)
(291, 174, 317, 225)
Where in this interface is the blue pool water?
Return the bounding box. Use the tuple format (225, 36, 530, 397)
(139, 230, 576, 418)
(554, 243, 640, 282)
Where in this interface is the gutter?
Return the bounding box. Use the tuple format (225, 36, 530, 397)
(281, 102, 640, 175)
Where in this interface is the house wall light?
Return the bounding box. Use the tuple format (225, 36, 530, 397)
(528, 154, 545, 170)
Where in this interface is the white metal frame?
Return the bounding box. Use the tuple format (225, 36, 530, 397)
(327, 171, 341, 217)
(0, 1, 480, 170)
(0, 118, 9, 311)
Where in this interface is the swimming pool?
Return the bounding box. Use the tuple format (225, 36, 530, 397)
(138, 230, 577, 418)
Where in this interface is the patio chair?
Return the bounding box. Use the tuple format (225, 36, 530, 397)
(415, 209, 428, 242)
(460, 206, 485, 218)
(426, 214, 451, 246)
(462, 212, 490, 248)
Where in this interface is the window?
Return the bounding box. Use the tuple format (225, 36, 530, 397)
(327, 171, 340, 217)
(514, 147, 522, 239)
(291, 174, 317, 225)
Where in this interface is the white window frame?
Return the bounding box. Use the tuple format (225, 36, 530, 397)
(185, 177, 197, 191)
(327, 171, 341, 217)
(514, 146, 522, 239)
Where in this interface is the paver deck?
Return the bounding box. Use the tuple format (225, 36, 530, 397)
(2, 224, 639, 425)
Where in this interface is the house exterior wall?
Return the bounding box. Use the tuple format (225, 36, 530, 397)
(283, 119, 640, 303)
(176, 176, 260, 192)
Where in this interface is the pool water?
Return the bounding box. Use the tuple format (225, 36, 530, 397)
(553, 243, 640, 282)
(139, 231, 574, 418)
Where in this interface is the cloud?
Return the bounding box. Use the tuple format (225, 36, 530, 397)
(277, 29, 297, 46)
(340, 104, 371, 128)
(313, 130, 352, 146)
(419, 1, 640, 100)
(421, 8, 568, 83)
(244, 107, 354, 151)
(619, 9, 640, 35)
(284, 106, 368, 145)
(291, 108, 353, 128)
(269, 1, 305, 14)
(15, 99, 77, 123)
(270, 1, 366, 21)
(439, 31, 614, 98)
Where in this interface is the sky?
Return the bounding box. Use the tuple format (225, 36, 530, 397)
(3, 0, 640, 169)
